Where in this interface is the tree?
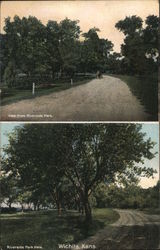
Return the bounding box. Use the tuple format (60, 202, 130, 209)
(0, 34, 8, 82)
(46, 18, 82, 78)
(82, 28, 113, 72)
(2, 125, 72, 215)
(0, 174, 18, 208)
(143, 15, 159, 73)
(143, 15, 159, 55)
(115, 16, 143, 36)
(3, 15, 47, 79)
(115, 15, 158, 75)
(93, 180, 159, 210)
(17, 191, 32, 211)
(93, 183, 109, 208)
(107, 52, 123, 74)
(58, 18, 81, 77)
(2, 124, 156, 222)
(3, 61, 16, 87)
(115, 16, 145, 75)
(46, 20, 61, 79)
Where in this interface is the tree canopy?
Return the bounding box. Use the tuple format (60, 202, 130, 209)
(115, 15, 159, 75)
(1, 14, 158, 87)
(1, 124, 156, 222)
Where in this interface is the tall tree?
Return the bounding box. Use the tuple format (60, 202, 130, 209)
(115, 15, 158, 75)
(82, 28, 113, 72)
(3, 15, 47, 79)
(2, 124, 156, 222)
(58, 18, 81, 77)
(46, 20, 61, 79)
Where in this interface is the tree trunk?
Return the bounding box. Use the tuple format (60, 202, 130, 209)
(52, 68, 55, 80)
(57, 201, 62, 216)
(33, 203, 36, 211)
(54, 189, 62, 216)
(83, 195, 92, 223)
(21, 204, 24, 212)
(81, 206, 84, 215)
(78, 206, 81, 213)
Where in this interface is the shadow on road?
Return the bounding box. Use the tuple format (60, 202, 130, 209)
(97, 224, 160, 250)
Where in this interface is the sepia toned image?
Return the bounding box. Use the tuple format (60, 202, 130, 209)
(0, 0, 159, 121)
(0, 122, 159, 250)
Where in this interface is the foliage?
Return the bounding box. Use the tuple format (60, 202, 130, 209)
(2, 124, 156, 222)
(3, 61, 16, 87)
(0, 175, 19, 208)
(93, 181, 159, 209)
(1, 16, 113, 87)
(82, 28, 113, 72)
(114, 74, 158, 120)
(115, 15, 158, 75)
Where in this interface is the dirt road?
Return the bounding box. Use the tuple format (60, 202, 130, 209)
(113, 209, 160, 226)
(1, 75, 148, 121)
(74, 209, 160, 250)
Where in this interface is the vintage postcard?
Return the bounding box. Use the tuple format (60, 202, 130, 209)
(0, 0, 159, 121)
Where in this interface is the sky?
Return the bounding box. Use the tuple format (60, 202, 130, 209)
(0, 0, 159, 52)
(0, 122, 159, 188)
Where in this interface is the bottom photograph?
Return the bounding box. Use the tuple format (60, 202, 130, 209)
(0, 122, 159, 250)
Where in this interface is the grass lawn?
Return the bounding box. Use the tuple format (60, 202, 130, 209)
(142, 208, 160, 215)
(112, 74, 158, 120)
(0, 208, 119, 250)
(1, 78, 92, 106)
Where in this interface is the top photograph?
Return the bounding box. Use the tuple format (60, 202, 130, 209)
(0, 0, 158, 121)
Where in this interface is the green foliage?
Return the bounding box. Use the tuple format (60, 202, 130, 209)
(0, 175, 18, 208)
(115, 16, 143, 36)
(116, 74, 158, 120)
(93, 181, 159, 209)
(93, 183, 109, 208)
(3, 16, 48, 77)
(1, 15, 114, 87)
(3, 61, 16, 87)
(2, 124, 156, 222)
(17, 191, 32, 207)
(115, 15, 158, 75)
(82, 28, 113, 72)
(107, 52, 122, 74)
(1, 14, 158, 88)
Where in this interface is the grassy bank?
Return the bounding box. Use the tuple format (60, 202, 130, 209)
(113, 74, 158, 120)
(142, 208, 160, 215)
(1, 78, 92, 106)
(1, 208, 119, 250)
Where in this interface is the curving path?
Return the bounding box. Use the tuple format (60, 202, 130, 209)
(73, 209, 160, 250)
(1, 75, 148, 121)
(113, 209, 160, 226)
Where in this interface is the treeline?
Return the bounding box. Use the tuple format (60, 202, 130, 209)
(0, 14, 158, 88)
(115, 15, 159, 76)
(0, 16, 113, 87)
(93, 182, 159, 209)
(1, 124, 156, 222)
(1, 180, 159, 214)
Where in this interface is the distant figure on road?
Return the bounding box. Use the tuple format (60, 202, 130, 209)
(96, 70, 103, 79)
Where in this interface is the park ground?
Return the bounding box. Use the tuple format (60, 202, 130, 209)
(0, 208, 119, 250)
(1, 208, 160, 250)
(1, 75, 157, 121)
